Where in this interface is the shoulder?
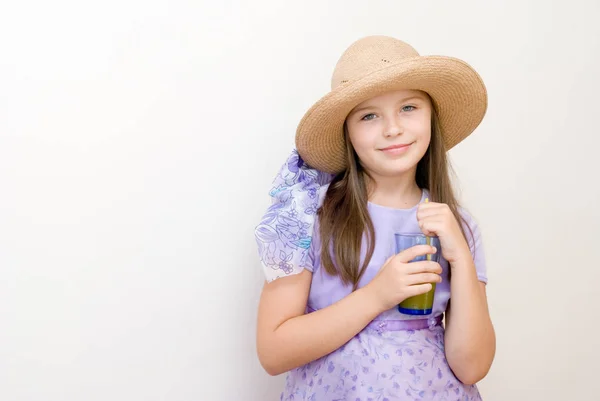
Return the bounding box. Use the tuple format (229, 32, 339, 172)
(456, 206, 484, 252)
(456, 205, 488, 282)
(457, 206, 479, 229)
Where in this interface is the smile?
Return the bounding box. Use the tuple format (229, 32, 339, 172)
(380, 143, 413, 155)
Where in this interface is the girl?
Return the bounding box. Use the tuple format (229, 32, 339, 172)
(255, 36, 495, 400)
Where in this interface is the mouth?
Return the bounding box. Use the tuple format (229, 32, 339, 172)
(380, 143, 413, 154)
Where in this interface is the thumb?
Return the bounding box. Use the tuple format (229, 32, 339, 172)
(396, 244, 436, 264)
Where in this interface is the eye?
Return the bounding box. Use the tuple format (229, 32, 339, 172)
(401, 105, 416, 112)
(361, 113, 377, 121)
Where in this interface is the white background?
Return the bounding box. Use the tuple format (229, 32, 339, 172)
(1, 0, 599, 400)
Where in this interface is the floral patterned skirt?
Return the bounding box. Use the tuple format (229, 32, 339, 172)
(281, 325, 482, 401)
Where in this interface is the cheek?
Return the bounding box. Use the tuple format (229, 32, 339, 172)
(415, 133, 431, 156)
(409, 119, 431, 145)
(348, 127, 374, 156)
(407, 117, 431, 138)
(405, 119, 431, 157)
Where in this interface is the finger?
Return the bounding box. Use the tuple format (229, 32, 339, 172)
(404, 283, 434, 298)
(418, 215, 444, 225)
(417, 201, 444, 212)
(417, 204, 441, 218)
(407, 261, 442, 275)
(405, 273, 442, 286)
(418, 201, 447, 209)
(419, 219, 443, 237)
(417, 203, 451, 221)
(396, 244, 437, 263)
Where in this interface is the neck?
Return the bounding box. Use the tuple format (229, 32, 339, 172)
(366, 170, 422, 209)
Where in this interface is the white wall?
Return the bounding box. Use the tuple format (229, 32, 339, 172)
(1, 1, 599, 400)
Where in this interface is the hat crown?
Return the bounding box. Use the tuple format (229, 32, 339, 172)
(331, 36, 420, 90)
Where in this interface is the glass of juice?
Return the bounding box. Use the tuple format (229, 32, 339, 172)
(394, 233, 441, 315)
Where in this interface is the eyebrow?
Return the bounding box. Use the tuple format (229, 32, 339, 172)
(349, 95, 426, 116)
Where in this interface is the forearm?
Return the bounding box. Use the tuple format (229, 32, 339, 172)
(444, 257, 496, 384)
(260, 286, 383, 375)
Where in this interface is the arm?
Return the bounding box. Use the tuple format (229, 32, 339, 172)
(444, 259, 496, 385)
(256, 244, 441, 376)
(416, 202, 496, 385)
(256, 270, 383, 376)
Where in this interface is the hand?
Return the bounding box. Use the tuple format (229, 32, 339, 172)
(364, 245, 442, 312)
(416, 201, 471, 264)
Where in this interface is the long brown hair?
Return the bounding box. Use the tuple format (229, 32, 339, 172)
(318, 105, 471, 289)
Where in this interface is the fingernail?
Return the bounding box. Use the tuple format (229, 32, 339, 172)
(432, 246, 437, 253)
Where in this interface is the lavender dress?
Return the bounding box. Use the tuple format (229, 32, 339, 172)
(255, 150, 488, 401)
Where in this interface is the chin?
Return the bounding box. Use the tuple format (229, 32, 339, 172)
(360, 154, 420, 177)
(370, 165, 415, 178)
(380, 159, 418, 174)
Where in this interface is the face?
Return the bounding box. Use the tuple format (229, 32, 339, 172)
(346, 89, 433, 179)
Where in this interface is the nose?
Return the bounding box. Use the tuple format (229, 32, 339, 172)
(384, 115, 403, 137)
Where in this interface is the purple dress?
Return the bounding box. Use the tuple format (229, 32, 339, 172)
(255, 151, 488, 400)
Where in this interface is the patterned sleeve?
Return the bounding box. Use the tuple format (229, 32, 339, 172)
(254, 149, 333, 282)
(460, 209, 488, 284)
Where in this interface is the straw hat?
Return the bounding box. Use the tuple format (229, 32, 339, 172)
(295, 36, 487, 174)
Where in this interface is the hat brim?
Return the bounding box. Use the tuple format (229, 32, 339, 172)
(295, 55, 487, 174)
